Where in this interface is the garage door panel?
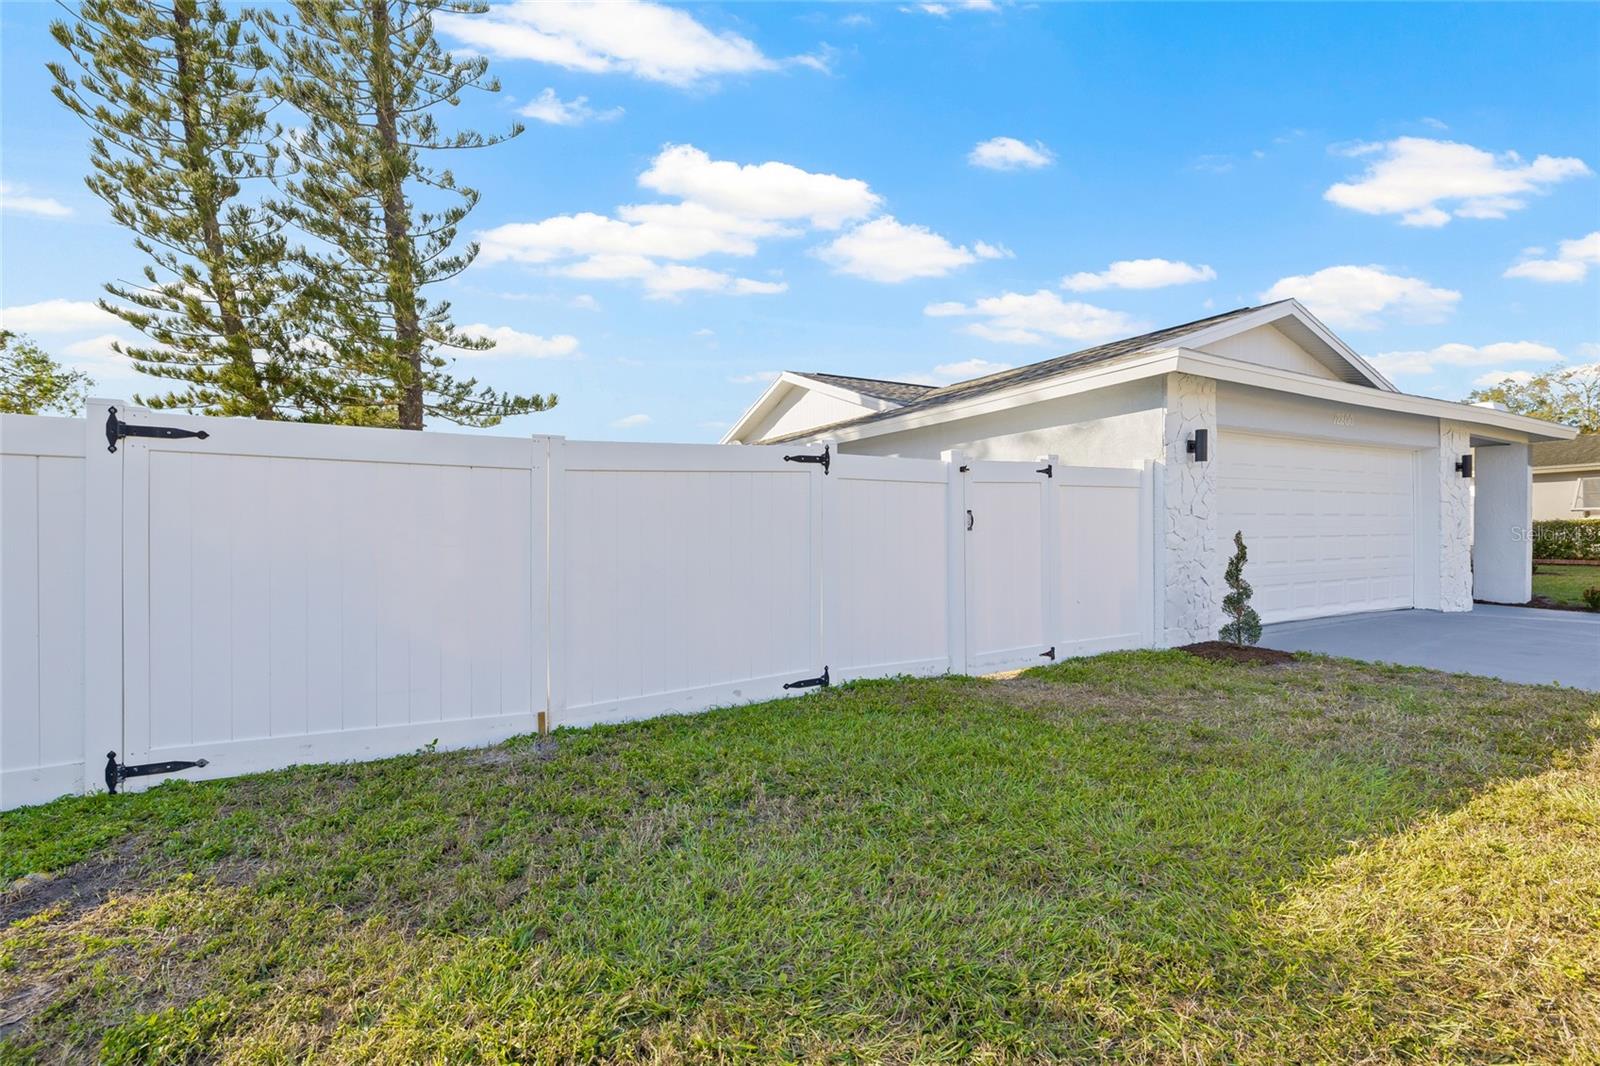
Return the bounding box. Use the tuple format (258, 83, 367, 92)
(1220, 432, 1415, 624)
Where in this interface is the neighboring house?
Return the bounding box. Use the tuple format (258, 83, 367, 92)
(1530, 434, 1600, 519)
(724, 299, 1578, 642)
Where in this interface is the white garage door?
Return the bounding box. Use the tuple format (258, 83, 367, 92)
(1218, 432, 1415, 623)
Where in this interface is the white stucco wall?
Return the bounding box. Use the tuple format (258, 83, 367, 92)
(752, 388, 877, 443)
(838, 378, 1165, 465)
(1161, 373, 1218, 645)
(1472, 443, 1533, 603)
(1438, 421, 1475, 611)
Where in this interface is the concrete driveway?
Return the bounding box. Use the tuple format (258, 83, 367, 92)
(1259, 604, 1600, 690)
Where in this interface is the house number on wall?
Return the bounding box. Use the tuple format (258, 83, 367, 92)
(1332, 412, 1355, 427)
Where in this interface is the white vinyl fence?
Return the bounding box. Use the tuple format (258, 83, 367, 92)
(1, 403, 1154, 809)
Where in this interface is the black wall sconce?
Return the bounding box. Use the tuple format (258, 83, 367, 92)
(1186, 428, 1209, 462)
(1455, 454, 1473, 478)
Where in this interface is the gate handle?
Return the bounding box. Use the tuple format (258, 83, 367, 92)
(966, 509, 974, 531)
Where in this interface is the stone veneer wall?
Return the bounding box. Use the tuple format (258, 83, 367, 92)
(1162, 373, 1218, 644)
(1438, 420, 1474, 611)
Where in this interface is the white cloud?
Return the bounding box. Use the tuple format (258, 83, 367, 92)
(479, 204, 789, 265)
(611, 413, 652, 429)
(1471, 369, 1536, 388)
(453, 324, 581, 359)
(639, 144, 879, 229)
(817, 216, 989, 283)
(519, 87, 623, 125)
(0, 299, 121, 333)
(1261, 265, 1460, 329)
(559, 254, 785, 298)
(436, 0, 785, 87)
(1371, 341, 1562, 378)
(906, 357, 1013, 385)
(729, 370, 781, 384)
(50, 333, 145, 385)
(570, 293, 601, 310)
(905, 0, 997, 15)
(1061, 258, 1216, 292)
(924, 290, 1147, 345)
(973, 241, 1013, 260)
(1504, 231, 1600, 283)
(967, 137, 1054, 171)
(0, 181, 72, 219)
(1324, 136, 1591, 227)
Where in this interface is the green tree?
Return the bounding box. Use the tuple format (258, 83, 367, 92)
(270, 0, 555, 429)
(1468, 364, 1600, 433)
(1219, 530, 1262, 647)
(0, 331, 93, 415)
(50, 0, 306, 419)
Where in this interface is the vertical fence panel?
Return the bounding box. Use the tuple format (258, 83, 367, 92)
(1052, 465, 1153, 656)
(554, 441, 823, 727)
(822, 453, 952, 681)
(1, 416, 86, 808)
(109, 408, 547, 789)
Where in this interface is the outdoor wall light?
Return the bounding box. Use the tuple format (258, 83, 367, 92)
(1456, 454, 1473, 478)
(1186, 429, 1209, 462)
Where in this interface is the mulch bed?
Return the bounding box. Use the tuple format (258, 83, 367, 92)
(1179, 641, 1297, 666)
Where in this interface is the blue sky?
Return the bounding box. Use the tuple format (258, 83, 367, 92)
(2, 1, 1597, 440)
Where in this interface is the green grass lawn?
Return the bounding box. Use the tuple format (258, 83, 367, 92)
(3, 652, 1597, 1064)
(1533, 562, 1600, 607)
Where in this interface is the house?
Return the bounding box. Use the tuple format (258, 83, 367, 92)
(1530, 434, 1600, 519)
(724, 299, 1579, 644)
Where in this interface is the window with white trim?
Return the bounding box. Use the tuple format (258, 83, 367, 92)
(1575, 476, 1600, 512)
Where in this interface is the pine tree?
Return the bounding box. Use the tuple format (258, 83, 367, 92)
(269, 0, 555, 429)
(50, 0, 302, 418)
(0, 332, 93, 415)
(1219, 530, 1263, 646)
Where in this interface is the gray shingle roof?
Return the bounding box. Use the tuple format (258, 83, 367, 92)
(795, 372, 936, 405)
(765, 302, 1277, 443)
(1532, 433, 1600, 468)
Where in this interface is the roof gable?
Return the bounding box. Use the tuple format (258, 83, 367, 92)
(722, 370, 933, 444)
(755, 299, 1396, 443)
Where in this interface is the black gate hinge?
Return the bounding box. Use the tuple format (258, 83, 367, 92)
(782, 444, 830, 475)
(104, 751, 209, 794)
(105, 406, 210, 454)
(1039, 646, 1056, 661)
(784, 666, 830, 690)
(1037, 463, 1053, 478)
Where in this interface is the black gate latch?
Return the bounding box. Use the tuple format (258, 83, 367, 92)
(104, 751, 209, 794)
(784, 666, 830, 690)
(105, 406, 210, 453)
(1039, 646, 1057, 661)
(782, 444, 830, 475)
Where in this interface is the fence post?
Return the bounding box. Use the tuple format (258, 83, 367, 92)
(1139, 460, 1158, 647)
(544, 435, 566, 729)
(815, 439, 839, 681)
(942, 449, 968, 675)
(1037, 453, 1061, 658)
(1148, 458, 1167, 647)
(81, 398, 125, 793)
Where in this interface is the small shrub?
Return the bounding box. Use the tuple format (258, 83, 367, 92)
(1219, 530, 1263, 646)
(1583, 587, 1600, 611)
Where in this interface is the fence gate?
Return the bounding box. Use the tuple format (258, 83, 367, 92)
(95, 403, 547, 792)
(960, 458, 1058, 674)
